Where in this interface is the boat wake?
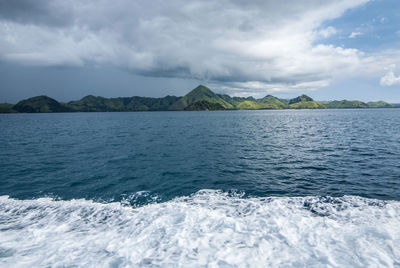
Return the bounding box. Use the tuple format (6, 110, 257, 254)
(1, 190, 399, 267)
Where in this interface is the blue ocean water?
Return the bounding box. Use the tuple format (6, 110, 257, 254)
(1, 109, 400, 202)
(1, 109, 400, 266)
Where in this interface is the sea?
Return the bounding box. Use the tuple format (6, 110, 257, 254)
(0, 109, 400, 267)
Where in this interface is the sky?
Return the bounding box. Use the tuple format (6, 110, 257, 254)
(0, 0, 400, 103)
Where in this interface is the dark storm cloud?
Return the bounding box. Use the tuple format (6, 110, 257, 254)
(0, 0, 73, 26)
(0, 0, 374, 93)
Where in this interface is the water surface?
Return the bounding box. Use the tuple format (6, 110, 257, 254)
(1, 109, 399, 202)
(1, 109, 400, 267)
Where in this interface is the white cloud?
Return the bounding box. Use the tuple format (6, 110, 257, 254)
(213, 80, 330, 98)
(380, 64, 400, 86)
(349, 31, 363, 38)
(318, 26, 337, 38)
(0, 0, 378, 94)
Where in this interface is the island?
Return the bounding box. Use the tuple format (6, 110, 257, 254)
(0, 85, 398, 113)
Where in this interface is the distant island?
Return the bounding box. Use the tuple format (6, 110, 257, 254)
(0, 85, 399, 113)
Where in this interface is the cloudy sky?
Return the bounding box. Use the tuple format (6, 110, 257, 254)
(1, 0, 400, 103)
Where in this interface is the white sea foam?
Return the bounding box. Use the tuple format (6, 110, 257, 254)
(0, 190, 399, 267)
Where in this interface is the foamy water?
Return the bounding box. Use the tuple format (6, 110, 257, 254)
(1, 190, 399, 267)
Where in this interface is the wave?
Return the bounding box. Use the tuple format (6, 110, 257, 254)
(1, 190, 399, 267)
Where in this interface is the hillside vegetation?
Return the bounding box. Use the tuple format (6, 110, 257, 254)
(3, 85, 397, 113)
(0, 103, 16, 113)
(13, 96, 71, 113)
(184, 100, 225, 111)
(169, 85, 233, 110)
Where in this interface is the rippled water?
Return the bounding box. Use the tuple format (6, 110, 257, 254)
(1, 109, 400, 266)
(1, 109, 400, 202)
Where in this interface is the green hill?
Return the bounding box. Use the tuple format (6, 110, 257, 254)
(290, 101, 325, 109)
(324, 100, 368, 109)
(0, 103, 16, 113)
(287, 95, 325, 109)
(289, 94, 314, 104)
(67, 95, 121, 112)
(277, 98, 290, 105)
(2, 85, 399, 113)
(135, 96, 181, 111)
(67, 95, 180, 111)
(367, 101, 394, 108)
(184, 100, 225, 111)
(236, 100, 262, 109)
(234, 100, 280, 110)
(258, 95, 287, 109)
(216, 95, 261, 108)
(215, 94, 285, 109)
(169, 85, 233, 110)
(13, 96, 71, 113)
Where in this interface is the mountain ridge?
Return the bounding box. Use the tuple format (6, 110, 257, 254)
(2, 85, 397, 113)
(169, 85, 233, 110)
